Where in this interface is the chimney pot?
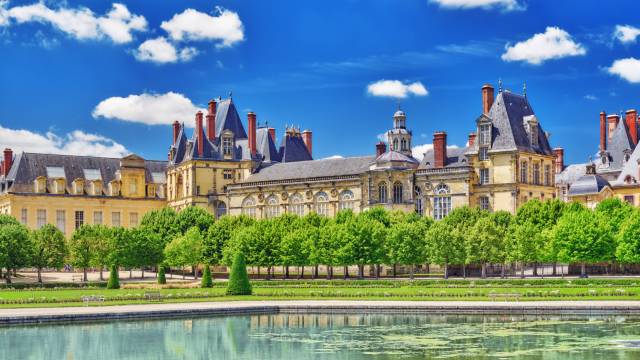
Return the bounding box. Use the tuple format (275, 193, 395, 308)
(482, 84, 495, 114)
(195, 112, 204, 157)
(433, 131, 447, 168)
(206, 99, 217, 141)
(375, 141, 387, 157)
(468, 132, 477, 147)
(3, 148, 12, 177)
(608, 114, 620, 143)
(302, 130, 313, 158)
(248, 112, 257, 157)
(600, 111, 607, 152)
(553, 147, 564, 174)
(626, 109, 638, 146)
(268, 128, 276, 142)
(172, 121, 180, 145)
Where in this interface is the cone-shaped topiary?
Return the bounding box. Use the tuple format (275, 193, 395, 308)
(226, 253, 252, 295)
(158, 265, 167, 285)
(107, 265, 120, 289)
(201, 266, 213, 288)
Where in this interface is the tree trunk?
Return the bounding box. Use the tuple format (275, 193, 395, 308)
(393, 264, 397, 278)
(5, 269, 11, 284)
(463, 265, 466, 279)
(481, 263, 487, 279)
(327, 266, 333, 280)
(357, 264, 364, 279)
(520, 262, 525, 279)
(343, 266, 348, 280)
(375, 264, 380, 279)
(83, 268, 88, 282)
(37, 267, 42, 284)
(257, 266, 261, 277)
(444, 262, 448, 279)
(194, 265, 198, 280)
(266, 266, 271, 280)
(581, 262, 587, 278)
(501, 263, 505, 279)
(552, 263, 557, 276)
(533, 263, 538, 276)
(129, 269, 133, 279)
(182, 266, 185, 279)
(141, 269, 145, 279)
(314, 265, 318, 279)
(99, 267, 104, 281)
(409, 265, 415, 280)
(300, 266, 304, 279)
(285, 266, 289, 279)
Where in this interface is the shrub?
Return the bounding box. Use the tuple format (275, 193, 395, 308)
(226, 253, 252, 295)
(158, 266, 167, 285)
(201, 266, 213, 288)
(107, 265, 120, 289)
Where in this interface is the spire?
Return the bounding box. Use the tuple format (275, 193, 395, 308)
(228, 91, 233, 101)
(498, 78, 503, 93)
(523, 81, 527, 97)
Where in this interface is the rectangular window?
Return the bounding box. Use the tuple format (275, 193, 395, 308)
(480, 124, 491, 145)
(480, 196, 490, 211)
(129, 212, 138, 227)
(20, 208, 27, 225)
(533, 163, 541, 185)
(36, 209, 46, 228)
(129, 178, 137, 195)
(433, 196, 451, 220)
(74, 211, 84, 229)
(223, 137, 233, 156)
(223, 170, 233, 180)
(544, 165, 551, 186)
(520, 161, 528, 183)
(196, 185, 200, 195)
(479, 147, 489, 161)
(56, 210, 65, 233)
(624, 195, 635, 205)
(479, 168, 489, 185)
(112, 212, 121, 227)
(93, 211, 103, 225)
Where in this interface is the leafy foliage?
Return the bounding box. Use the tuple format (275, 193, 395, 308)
(226, 253, 252, 295)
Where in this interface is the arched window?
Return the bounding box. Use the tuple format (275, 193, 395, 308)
(288, 193, 304, 216)
(378, 182, 388, 203)
(433, 184, 451, 220)
(392, 139, 398, 151)
(414, 186, 423, 215)
(393, 181, 403, 204)
(265, 195, 279, 218)
(401, 139, 407, 151)
(315, 192, 329, 216)
(215, 201, 227, 219)
(176, 174, 183, 199)
(338, 190, 355, 211)
(242, 197, 256, 218)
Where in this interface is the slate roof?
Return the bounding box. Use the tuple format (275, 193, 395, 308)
(470, 91, 553, 156)
(279, 133, 312, 162)
(242, 156, 375, 183)
(598, 118, 634, 174)
(419, 146, 470, 169)
(555, 163, 587, 185)
(256, 127, 280, 163)
(4, 152, 167, 194)
(612, 134, 640, 186)
(215, 98, 247, 139)
(568, 174, 611, 196)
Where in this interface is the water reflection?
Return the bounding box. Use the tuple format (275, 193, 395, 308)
(2, 313, 640, 359)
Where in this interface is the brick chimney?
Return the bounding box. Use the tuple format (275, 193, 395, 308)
(206, 99, 216, 142)
(599, 111, 607, 152)
(482, 84, 495, 114)
(553, 147, 564, 174)
(626, 109, 638, 146)
(302, 130, 312, 157)
(468, 132, 477, 147)
(248, 112, 257, 157)
(433, 131, 447, 168)
(376, 141, 387, 157)
(3, 148, 12, 177)
(608, 114, 620, 143)
(172, 121, 180, 145)
(268, 128, 276, 142)
(195, 111, 204, 157)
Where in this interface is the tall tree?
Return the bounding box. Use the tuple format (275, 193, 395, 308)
(386, 220, 428, 279)
(281, 227, 311, 279)
(426, 222, 464, 279)
(347, 214, 386, 279)
(140, 207, 179, 246)
(128, 227, 163, 278)
(31, 224, 67, 283)
(0, 223, 31, 284)
(616, 209, 640, 265)
(203, 215, 254, 266)
(175, 206, 215, 235)
(164, 227, 204, 279)
(68, 225, 97, 282)
(87, 225, 111, 281)
(467, 216, 503, 278)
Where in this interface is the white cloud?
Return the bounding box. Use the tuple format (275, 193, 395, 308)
(322, 155, 344, 160)
(160, 7, 244, 48)
(0, 1, 8, 26)
(5, 2, 146, 43)
(411, 143, 459, 160)
(134, 36, 198, 64)
(614, 25, 640, 44)
(0, 126, 128, 157)
(429, 0, 524, 11)
(501, 27, 586, 65)
(583, 94, 598, 101)
(607, 58, 640, 83)
(92, 92, 204, 126)
(367, 80, 428, 98)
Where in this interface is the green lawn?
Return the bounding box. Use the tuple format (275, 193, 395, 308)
(1, 279, 640, 308)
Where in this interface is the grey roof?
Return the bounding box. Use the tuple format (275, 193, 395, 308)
(243, 156, 375, 183)
(555, 163, 587, 185)
(5, 152, 166, 193)
(171, 121, 254, 164)
(256, 127, 280, 163)
(598, 118, 634, 174)
(471, 91, 553, 155)
(419, 146, 469, 169)
(375, 150, 418, 164)
(279, 133, 312, 162)
(568, 174, 611, 196)
(612, 133, 640, 186)
(215, 98, 247, 139)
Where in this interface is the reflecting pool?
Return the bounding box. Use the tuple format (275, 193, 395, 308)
(2, 313, 640, 359)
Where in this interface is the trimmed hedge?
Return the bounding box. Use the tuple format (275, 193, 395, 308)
(226, 254, 252, 295)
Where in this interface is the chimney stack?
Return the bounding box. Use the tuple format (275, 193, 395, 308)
(206, 99, 217, 142)
(433, 131, 447, 168)
(195, 111, 204, 157)
(626, 109, 638, 146)
(248, 112, 257, 157)
(172, 121, 180, 145)
(553, 147, 564, 174)
(302, 130, 313, 157)
(600, 111, 607, 152)
(482, 84, 495, 114)
(268, 128, 276, 142)
(608, 114, 620, 142)
(376, 141, 387, 157)
(3, 148, 12, 177)
(468, 132, 477, 147)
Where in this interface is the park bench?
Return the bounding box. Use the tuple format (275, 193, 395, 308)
(488, 293, 521, 302)
(144, 291, 162, 302)
(81, 295, 105, 306)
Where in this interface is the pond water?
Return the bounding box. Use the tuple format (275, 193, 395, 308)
(2, 313, 640, 359)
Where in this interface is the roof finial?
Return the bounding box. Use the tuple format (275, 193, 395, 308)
(228, 91, 233, 100)
(523, 81, 527, 97)
(397, 99, 401, 111)
(498, 78, 503, 93)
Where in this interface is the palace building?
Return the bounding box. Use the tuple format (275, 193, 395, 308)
(0, 82, 560, 233)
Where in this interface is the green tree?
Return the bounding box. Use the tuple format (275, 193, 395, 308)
(386, 220, 428, 279)
(203, 215, 254, 266)
(0, 223, 31, 284)
(175, 206, 215, 235)
(616, 209, 640, 265)
(346, 214, 386, 279)
(128, 227, 163, 279)
(441, 206, 485, 277)
(158, 265, 167, 284)
(31, 224, 67, 283)
(86, 225, 111, 281)
(467, 216, 503, 278)
(281, 227, 312, 279)
(140, 207, 179, 245)
(507, 222, 543, 278)
(107, 265, 120, 289)
(226, 253, 252, 295)
(164, 227, 204, 279)
(426, 222, 464, 279)
(317, 220, 342, 279)
(68, 225, 97, 282)
(201, 266, 213, 288)
(490, 211, 513, 278)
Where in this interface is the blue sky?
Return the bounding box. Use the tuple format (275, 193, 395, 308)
(1, 0, 640, 164)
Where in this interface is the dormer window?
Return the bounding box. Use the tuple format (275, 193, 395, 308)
(34, 176, 46, 193)
(72, 179, 84, 195)
(479, 124, 491, 146)
(524, 115, 538, 147)
(223, 136, 233, 156)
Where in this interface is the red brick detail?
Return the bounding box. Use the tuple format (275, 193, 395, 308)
(468, 132, 477, 147)
(553, 147, 564, 174)
(376, 141, 386, 157)
(195, 111, 204, 157)
(600, 111, 607, 152)
(206, 100, 216, 142)
(3, 148, 12, 177)
(626, 109, 638, 146)
(608, 114, 620, 143)
(172, 121, 180, 145)
(248, 112, 257, 157)
(433, 132, 447, 168)
(482, 84, 494, 114)
(302, 130, 312, 157)
(268, 128, 276, 142)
